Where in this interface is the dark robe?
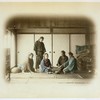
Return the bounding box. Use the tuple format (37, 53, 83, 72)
(44, 59, 51, 67)
(24, 58, 35, 72)
(34, 40, 46, 69)
(57, 55, 68, 66)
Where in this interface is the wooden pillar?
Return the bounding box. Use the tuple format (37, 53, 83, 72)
(50, 20, 53, 65)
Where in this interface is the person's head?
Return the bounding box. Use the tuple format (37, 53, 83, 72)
(29, 53, 34, 59)
(39, 36, 44, 42)
(68, 52, 73, 58)
(61, 50, 66, 56)
(43, 53, 49, 59)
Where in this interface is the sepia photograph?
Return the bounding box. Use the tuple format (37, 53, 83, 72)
(5, 16, 95, 83)
(0, 2, 100, 98)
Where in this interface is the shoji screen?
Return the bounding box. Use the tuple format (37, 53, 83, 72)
(53, 34, 69, 67)
(17, 34, 34, 65)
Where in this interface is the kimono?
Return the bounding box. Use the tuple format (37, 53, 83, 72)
(34, 40, 46, 69)
(56, 56, 77, 74)
(63, 56, 77, 73)
(39, 59, 51, 73)
(24, 58, 35, 72)
(57, 55, 68, 66)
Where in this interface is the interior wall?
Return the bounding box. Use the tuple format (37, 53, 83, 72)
(4, 30, 16, 68)
(17, 34, 34, 66)
(10, 32, 16, 67)
(2, 30, 11, 81)
(53, 34, 69, 66)
(71, 34, 86, 57)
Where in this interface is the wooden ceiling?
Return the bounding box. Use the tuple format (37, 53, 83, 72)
(6, 16, 94, 34)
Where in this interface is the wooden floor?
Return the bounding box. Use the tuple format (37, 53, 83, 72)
(10, 72, 93, 84)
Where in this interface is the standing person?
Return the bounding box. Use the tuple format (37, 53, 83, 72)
(34, 37, 46, 71)
(57, 50, 68, 67)
(39, 53, 52, 73)
(55, 52, 77, 74)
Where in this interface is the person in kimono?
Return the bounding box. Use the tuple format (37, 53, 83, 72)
(34, 37, 46, 70)
(39, 53, 52, 73)
(24, 53, 35, 73)
(57, 50, 68, 67)
(55, 52, 77, 74)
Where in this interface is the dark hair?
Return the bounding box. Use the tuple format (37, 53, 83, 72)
(43, 52, 49, 58)
(29, 53, 34, 58)
(61, 50, 65, 55)
(40, 36, 44, 40)
(68, 52, 73, 56)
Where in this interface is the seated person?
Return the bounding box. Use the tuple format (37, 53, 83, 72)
(39, 53, 52, 73)
(55, 52, 77, 74)
(24, 53, 35, 73)
(57, 50, 68, 67)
